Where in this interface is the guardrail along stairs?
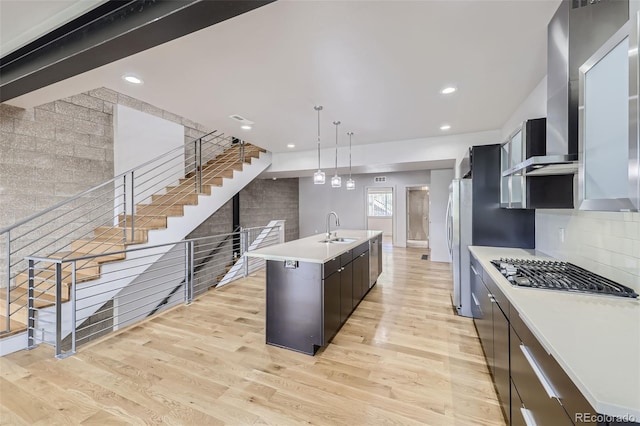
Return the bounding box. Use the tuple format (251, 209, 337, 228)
(1, 133, 271, 350)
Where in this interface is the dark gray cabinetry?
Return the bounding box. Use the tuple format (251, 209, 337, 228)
(266, 238, 381, 355)
(266, 261, 323, 355)
(323, 265, 341, 346)
(472, 251, 605, 426)
(471, 258, 510, 423)
(352, 242, 370, 307)
(471, 262, 493, 365)
(339, 259, 353, 325)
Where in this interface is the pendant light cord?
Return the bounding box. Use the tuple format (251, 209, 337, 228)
(333, 121, 340, 174)
(316, 107, 321, 170)
(348, 132, 352, 178)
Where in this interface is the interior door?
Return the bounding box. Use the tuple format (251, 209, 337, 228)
(406, 187, 429, 248)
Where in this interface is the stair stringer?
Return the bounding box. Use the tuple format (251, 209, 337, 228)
(34, 151, 272, 345)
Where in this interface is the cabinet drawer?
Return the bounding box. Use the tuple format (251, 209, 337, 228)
(323, 257, 340, 278)
(510, 326, 573, 426)
(471, 254, 482, 279)
(353, 242, 368, 258)
(340, 249, 353, 266)
(511, 310, 596, 425)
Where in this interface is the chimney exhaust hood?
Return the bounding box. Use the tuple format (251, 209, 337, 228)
(504, 0, 629, 177)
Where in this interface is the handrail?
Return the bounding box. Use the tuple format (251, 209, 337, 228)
(0, 130, 218, 234)
(24, 222, 284, 358)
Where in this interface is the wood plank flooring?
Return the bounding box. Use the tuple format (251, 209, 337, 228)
(0, 244, 505, 425)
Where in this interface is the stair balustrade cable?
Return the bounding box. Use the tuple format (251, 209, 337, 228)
(1, 128, 266, 336)
(24, 224, 284, 358)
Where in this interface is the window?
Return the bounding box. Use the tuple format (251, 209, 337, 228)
(368, 189, 393, 217)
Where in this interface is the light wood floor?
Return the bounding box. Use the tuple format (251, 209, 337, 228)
(0, 244, 505, 425)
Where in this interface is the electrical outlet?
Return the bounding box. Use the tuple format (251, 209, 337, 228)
(559, 228, 565, 243)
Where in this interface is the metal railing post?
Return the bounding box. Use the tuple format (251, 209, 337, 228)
(54, 262, 62, 358)
(239, 140, 245, 163)
(130, 171, 135, 242)
(198, 138, 203, 194)
(70, 261, 77, 356)
(122, 174, 127, 243)
(189, 240, 195, 302)
(193, 139, 198, 193)
(27, 259, 35, 349)
(241, 228, 249, 277)
(5, 230, 10, 333)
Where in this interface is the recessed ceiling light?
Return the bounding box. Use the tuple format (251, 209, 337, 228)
(440, 124, 451, 131)
(122, 74, 143, 84)
(241, 125, 252, 130)
(441, 86, 456, 95)
(287, 144, 295, 148)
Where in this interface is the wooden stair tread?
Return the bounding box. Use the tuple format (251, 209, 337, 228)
(0, 315, 27, 336)
(0, 286, 69, 307)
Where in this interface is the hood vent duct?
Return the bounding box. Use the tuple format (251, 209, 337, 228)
(505, 0, 629, 177)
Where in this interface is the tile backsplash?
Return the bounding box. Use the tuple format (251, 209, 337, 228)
(536, 210, 640, 293)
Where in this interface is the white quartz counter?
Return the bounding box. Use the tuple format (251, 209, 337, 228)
(246, 230, 383, 264)
(469, 246, 640, 419)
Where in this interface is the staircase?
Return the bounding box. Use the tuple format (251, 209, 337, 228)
(0, 135, 270, 353)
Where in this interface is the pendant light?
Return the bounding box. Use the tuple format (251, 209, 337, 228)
(346, 131, 355, 190)
(331, 121, 342, 188)
(313, 105, 325, 185)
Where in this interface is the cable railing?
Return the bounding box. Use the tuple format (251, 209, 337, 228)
(1, 129, 261, 335)
(25, 223, 285, 358)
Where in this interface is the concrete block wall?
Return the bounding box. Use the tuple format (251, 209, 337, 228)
(240, 178, 299, 242)
(187, 177, 300, 243)
(0, 88, 214, 286)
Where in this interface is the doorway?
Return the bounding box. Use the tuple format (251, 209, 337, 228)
(406, 186, 429, 248)
(366, 187, 393, 243)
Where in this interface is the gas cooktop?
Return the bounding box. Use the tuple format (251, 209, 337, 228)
(490, 258, 639, 299)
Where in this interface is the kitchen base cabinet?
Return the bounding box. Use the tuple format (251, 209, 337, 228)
(323, 270, 341, 346)
(510, 326, 573, 425)
(266, 261, 323, 355)
(352, 245, 369, 307)
(339, 261, 353, 325)
(493, 303, 510, 422)
(264, 238, 382, 356)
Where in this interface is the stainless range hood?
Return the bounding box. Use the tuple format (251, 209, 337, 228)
(505, 0, 629, 177)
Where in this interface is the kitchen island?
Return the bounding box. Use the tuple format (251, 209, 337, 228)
(246, 230, 383, 355)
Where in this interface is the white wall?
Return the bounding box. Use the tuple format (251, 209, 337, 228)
(298, 170, 430, 247)
(429, 169, 455, 263)
(114, 105, 184, 211)
(500, 76, 547, 139)
(267, 130, 500, 178)
(367, 217, 392, 236)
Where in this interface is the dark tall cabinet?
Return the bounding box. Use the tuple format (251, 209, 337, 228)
(471, 144, 535, 248)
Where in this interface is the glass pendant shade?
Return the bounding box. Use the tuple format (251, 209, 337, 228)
(314, 170, 326, 184)
(346, 178, 355, 190)
(331, 175, 342, 188)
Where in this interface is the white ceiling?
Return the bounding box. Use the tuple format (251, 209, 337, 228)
(5, 0, 561, 154)
(0, 0, 106, 56)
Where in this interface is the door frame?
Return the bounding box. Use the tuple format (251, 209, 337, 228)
(405, 185, 430, 248)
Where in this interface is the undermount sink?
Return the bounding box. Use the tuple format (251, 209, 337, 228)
(319, 237, 357, 244)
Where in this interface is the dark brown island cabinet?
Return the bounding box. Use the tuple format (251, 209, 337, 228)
(471, 254, 637, 426)
(264, 237, 381, 355)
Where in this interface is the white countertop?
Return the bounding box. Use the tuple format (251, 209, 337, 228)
(469, 246, 640, 419)
(246, 230, 383, 264)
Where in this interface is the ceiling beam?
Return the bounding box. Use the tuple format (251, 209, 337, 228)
(0, 0, 275, 103)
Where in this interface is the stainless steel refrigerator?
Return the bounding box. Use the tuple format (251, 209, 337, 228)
(446, 144, 535, 318)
